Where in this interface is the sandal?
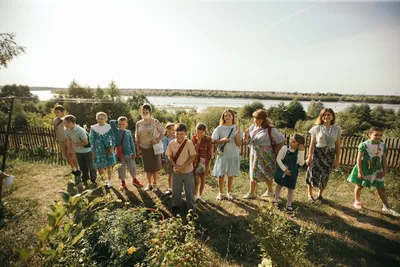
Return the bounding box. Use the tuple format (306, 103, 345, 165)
(272, 201, 279, 207)
(286, 206, 294, 212)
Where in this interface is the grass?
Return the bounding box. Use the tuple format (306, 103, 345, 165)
(1, 160, 399, 267)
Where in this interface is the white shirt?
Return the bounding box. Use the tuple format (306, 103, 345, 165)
(276, 146, 305, 171)
(309, 125, 341, 149)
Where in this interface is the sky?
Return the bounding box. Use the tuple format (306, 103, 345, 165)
(0, 0, 400, 95)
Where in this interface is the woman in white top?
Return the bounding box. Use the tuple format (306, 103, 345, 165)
(306, 108, 342, 202)
(211, 109, 242, 201)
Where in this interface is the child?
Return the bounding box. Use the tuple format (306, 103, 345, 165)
(166, 123, 197, 214)
(110, 116, 143, 190)
(162, 122, 176, 195)
(53, 105, 80, 177)
(89, 112, 116, 188)
(347, 127, 399, 216)
(274, 134, 305, 211)
(192, 123, 213, 203)
(64, 115, 97, 185)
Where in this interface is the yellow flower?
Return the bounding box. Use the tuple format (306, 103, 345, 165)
(151, 238, 159, 244)
(127, 246, 137, 255)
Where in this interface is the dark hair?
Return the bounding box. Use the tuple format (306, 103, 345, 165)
(175, 123, 188, 133)
(252, 109, 272, 129)
(64, 115, 76, 123)
(219, 109, 236, 125)
(292, 133, 305, 145)
(54, 105, 65, 112)
(196, 122, 207, 131)
(118, 116, 128, 122)
(367, 126, 383, 136)
(141, 103, 152, 113)
(316, 108, 336, 125)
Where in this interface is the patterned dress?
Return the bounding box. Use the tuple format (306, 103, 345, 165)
(306, 125, 341, 190)
(248, 125, 285, 182)
(212, 125, 242, 177)
(89, 124, 116, 169)
(192, 134, 213, 175)
(347, 140, 387, 188)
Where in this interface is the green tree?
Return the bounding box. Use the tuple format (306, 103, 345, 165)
(0, 84, 33, 98)
(107, 80, 121, 100)
(307, 100, 324, 119)
(267, 102, 288, 128)
(0, 33, 25, 69)
(286, 98, 306, 128)
(238, 101, 264, 119)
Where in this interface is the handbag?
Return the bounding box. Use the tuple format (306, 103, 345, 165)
(116, 131, 126, 162)
(216, 127, 234, 156)
(152, 120, 164, 155)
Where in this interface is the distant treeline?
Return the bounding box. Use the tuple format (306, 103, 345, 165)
(38, 87, 400, 104)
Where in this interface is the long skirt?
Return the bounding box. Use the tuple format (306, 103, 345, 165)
(306, 147, 335, 190)
(249, 145, 276, 182)
(140, 147, 162, 173)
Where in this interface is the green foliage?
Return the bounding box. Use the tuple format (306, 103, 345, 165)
(307, 100, 324, 119)
(195, 107, 227, 132)
(294, 119, 315, 134)
(267, 102, 289, 128)
(238, 101, 264, 119)
(286, 98, 306, 128)
(251, 205, 312, 267)
(0, 84, 33, 98)
(0, 33, 26, 69)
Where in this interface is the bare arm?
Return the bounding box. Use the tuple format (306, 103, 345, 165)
(306, 135, 316, 165)
(357, 151, 364, 178)
(334, 136, 341, 168)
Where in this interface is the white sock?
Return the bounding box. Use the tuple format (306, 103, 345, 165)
(72, 168, 77, 171)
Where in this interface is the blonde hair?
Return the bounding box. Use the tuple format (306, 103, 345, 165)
(96, 112, 108, 120)
(118, 116, 128, 122)
(165, 122, 175, 135)
(219, 109, 236, 125)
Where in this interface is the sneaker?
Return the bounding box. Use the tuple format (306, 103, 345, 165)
(74, 170, 82, 177)
(353, 201, 362, 210)
(382, 205, 400, 217)
(216, 193, 224, 201)
(143, 185, 152, 191)
(261, 190, 274, 198)
(243, 193, 257, 199)
(119, 181, 126, 190)
(286, 206, 294, 212)
(164, 189, 173, 196)
(317, 195, 324, 201)
(132, 179, 143, 188)
(152, 186, 159, 192)
(226, 192, 235, 200)
(106, 180, 112, 188)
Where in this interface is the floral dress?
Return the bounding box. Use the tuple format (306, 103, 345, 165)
(89, 124, 116, 169)
(192, 134, 213, 175)
(248, 125, 285, 182)
(347, 140, 387, 188)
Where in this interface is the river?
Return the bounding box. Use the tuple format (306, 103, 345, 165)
(31, 90, 400, 112)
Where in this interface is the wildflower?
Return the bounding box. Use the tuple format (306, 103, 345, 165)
(127, 246, 137, 254)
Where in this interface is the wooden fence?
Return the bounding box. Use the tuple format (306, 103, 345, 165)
(1, 125, 399, 168)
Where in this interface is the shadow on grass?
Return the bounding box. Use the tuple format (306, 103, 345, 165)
(295, 203, 400, 267)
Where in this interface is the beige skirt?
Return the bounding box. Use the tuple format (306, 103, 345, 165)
(140, 146, 162, 173)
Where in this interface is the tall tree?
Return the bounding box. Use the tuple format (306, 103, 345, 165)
(0, 33, 26, 69)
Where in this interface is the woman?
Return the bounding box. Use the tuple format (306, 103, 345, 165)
(90, 112, 116, 188)
(135, 103, 164, 191)
(243, 109, 285, 199)
(306, 108, 341, 202)
(212, 109, 242, 201)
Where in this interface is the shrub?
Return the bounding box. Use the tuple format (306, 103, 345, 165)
(251, 205, 312, 267)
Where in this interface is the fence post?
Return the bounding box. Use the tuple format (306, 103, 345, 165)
(1, 97, 15, 205)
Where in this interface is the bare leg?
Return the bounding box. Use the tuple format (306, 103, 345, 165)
(317, 188, 324, 198)
(377, 187, 389, 207)
(152, 171, 159, 187)
(218, 176, 224, 194)
(287, 189, 294, 207)
(199, 174, 206, 196)
(266, 179, 274, 193)
(275, 184, 283, 202)
(250, 180, 257, 194)
(354, 184, 363, 202)
(227, 176, 234, 193)
(146, 172, 152, 185)
(307, 184, 313, 199)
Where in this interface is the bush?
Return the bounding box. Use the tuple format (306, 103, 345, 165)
(251, 205, 312, 267)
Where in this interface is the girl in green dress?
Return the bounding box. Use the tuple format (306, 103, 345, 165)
(347, 127, 399, 216)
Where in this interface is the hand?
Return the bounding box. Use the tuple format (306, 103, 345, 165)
(306, 157, 312, 166)
(334, 159, 339, 168)
(284, 169, 292, 176)
(222, 137, 230, 143)
(358, 172, 364, 179)
(298, 144, 305, 151)
(131, 155, 136, 160)
(207, 167, 211, 175)
(92, 152, 96, 161)
(137, 153, 142, 158)
(376, 172, 384, 178)
(174, 166, 184, 174)
(151, 139, 159, 145)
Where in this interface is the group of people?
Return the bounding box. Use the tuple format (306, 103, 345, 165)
(52, 104, 399, 216)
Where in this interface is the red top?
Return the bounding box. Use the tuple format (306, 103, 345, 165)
(191, 134, 213, 168)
